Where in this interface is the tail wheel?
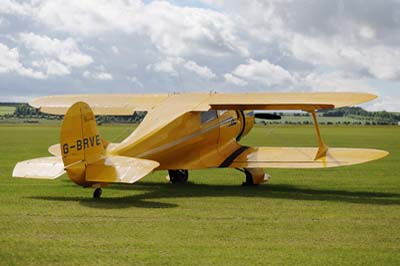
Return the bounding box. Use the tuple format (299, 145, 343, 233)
(168, 170, 189, 184)
(93, 188, 102, 198)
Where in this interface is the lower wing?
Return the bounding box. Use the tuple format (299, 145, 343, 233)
(230, 147, 389, 169)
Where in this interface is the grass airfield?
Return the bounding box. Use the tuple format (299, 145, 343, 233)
(0, 124, 399, 265)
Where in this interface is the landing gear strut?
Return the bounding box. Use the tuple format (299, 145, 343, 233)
(93, 188, 102, 198)
(168, 169, 189, 184)
(242, 169, 255, 186)
(238, 168, 270, 186)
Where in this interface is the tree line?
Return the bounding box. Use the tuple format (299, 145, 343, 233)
(320, 107, 400, 123)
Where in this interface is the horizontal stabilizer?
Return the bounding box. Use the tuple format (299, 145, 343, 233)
(85, 156, 159, 184)
(48, 144, 61, 157)
(231, 147, 389, 169)
(13, 157, 65, 179)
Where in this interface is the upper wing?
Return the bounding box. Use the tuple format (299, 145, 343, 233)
(30, 92, 376, 116)
(30, 94, 169, 115)
(207, 92, 377, 111)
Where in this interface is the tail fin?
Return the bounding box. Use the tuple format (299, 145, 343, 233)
(60, 101, 106, 185)
(60, 101, 105, 167)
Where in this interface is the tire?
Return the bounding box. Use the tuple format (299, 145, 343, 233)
(168, 170, 189, 184)
(93, 188, 102, 198)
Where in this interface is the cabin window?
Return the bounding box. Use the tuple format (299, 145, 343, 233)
(200, 110, 218, 124)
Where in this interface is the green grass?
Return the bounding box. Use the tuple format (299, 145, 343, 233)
(0, 106, 15, 115)
(0, 124, 399, 265)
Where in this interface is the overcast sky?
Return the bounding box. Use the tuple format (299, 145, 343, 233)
(1, 0, 400, 111)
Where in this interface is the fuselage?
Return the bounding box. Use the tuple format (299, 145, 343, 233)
(109, 110, 255, 170)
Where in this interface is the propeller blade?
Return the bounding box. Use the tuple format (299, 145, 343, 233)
(255, 113, 281, 120)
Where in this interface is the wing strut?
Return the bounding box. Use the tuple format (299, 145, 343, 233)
(308, 110, 328, 160)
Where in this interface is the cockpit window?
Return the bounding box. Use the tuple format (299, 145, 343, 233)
(200, 110, 218, 124)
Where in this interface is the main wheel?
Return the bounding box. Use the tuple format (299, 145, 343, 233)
(242, 169, 255, 186)
(93, 188, 102, 198)
(168, 169, 189, 184)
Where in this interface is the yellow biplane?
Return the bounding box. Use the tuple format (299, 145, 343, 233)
(13, 92, 388, 198)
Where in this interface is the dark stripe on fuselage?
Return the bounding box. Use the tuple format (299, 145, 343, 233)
(236, 110, 246, 141)
(219, 146, 249, 168)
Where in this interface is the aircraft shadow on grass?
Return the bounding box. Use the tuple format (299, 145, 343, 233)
(30, 181, 400, 209)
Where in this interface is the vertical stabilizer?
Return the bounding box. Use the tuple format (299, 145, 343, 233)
(60, 102, 105, 185)
(61, 101, 104, 165)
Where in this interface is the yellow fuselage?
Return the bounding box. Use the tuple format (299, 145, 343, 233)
(109, 110, 254, 170)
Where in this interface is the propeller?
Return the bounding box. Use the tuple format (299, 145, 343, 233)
(254, 113, 281, 120)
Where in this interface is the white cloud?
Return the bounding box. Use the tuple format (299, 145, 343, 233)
(14, 66, 46, 79)
(12, 32, 94, 79)
(368, 97, 400, 112)
(139, 1, 248, 57)
(83, 70, 113, 80)
(289, 34, 400, 81)
(0, 0, 33, 16)
(184, 60, 216, 79)
(111, 46, 119, 54)
(147, 57, 216, 79)
(127, 76, 143, 87)
(32, 59, 70, 76)
(94, 72, 113, 80)
(29, 0, 248, 57)
(363, 46, 400, 80)
(230, 58, 294, 87)
(35, 0, 142, 36)
(0, 43, 45, 79)
(20, 32, 93, 67)
(147, 57, 183, 76)
(359, 25, 375, 39)
(224, 73, 247, 86)
(82, 71, 90, 78)
(0, 43, 20, 73)
(302, 72, 374, 92)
